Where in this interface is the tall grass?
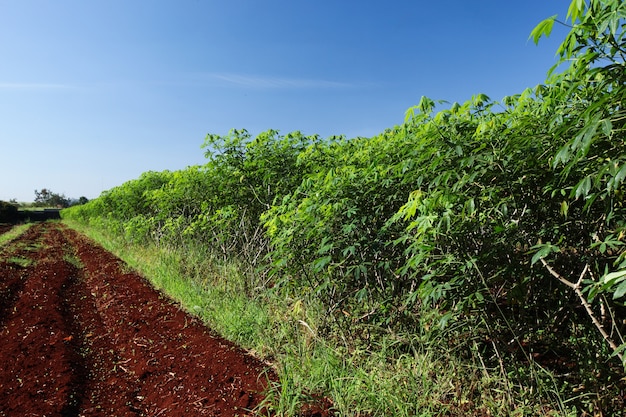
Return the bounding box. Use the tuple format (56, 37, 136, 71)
(63, 219, 574, 416)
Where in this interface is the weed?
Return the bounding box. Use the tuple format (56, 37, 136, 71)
(63, 253, 84, 270)
(7, 256, 33, 268)
(0, 224, 33, 248)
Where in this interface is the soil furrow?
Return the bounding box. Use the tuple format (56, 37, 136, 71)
(0, 261, 30, 327)
(59, 247, 145, 416)
(0, 224, 14, 235)
(0, 225, 85, 416)
(0, 222, 274, 417)
(0, 226, 44, 325)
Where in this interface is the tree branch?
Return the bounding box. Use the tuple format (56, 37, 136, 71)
(540, 259, 623, 362)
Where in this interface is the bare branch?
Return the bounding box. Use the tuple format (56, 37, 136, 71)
(539, 258, 577, 289)
(540, 260, 623, 362)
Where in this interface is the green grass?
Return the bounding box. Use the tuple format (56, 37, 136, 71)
(7, 256, 33, 268)
(63, 219, 575, 416)
(0, 223, 33, 248)
(63, 252, 84, 269)
(0, 224, 37, 267)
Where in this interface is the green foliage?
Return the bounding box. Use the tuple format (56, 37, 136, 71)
(0, 224, 32, 247)
(62, 1, 626, 413)
(262, 129, 427, 329)
(0, 200, 19, 223)
(529, 15, 557, 44)
(34, 188, 70, 208)
(529, 0, 626, 361)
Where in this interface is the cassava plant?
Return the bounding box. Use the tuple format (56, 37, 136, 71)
(529, 0, 626, 364)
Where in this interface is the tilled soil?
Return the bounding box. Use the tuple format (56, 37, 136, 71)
(0, 222, 275, 416)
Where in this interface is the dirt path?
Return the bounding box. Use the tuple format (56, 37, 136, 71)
(0, 222, 275, 416)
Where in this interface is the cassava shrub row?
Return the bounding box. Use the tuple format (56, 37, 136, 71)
(63, 1, 626, 412)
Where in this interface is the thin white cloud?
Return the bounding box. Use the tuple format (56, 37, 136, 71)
(208, 73, 354, 89)
(0, 82, 73, 90)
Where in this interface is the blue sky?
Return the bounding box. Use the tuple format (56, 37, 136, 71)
(0, 0, 569, 202)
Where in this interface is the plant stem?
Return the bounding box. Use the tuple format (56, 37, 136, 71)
(540, 259, 623, 362)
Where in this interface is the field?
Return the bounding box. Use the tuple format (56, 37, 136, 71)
(0, 222, 276, 416)
(4, 3, 626, 415)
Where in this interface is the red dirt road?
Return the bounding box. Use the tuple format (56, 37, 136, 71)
(0, 223, 274, 416)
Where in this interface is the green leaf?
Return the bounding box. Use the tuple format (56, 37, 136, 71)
(530, 15, 557, 45)
(603, 269, 626, 286)
(342, 245, 356, 257)
(560, 200, 569, 218)
(600, 118, 613, 136)
(566, 0, 585, 23)
(472, 93, 490, 108)
(613, 280, 626, 299)
(355, 287, 368, 302)
(557, 32, 578, 59)
(610, 342, 626, 359)
(465, 198, 476, 216)
(418, 96, 435, 114)
(530, 243, 560, 265)
(554, 144, 572, 167)
(318, 239, 334, 254)
(614, 163, 626, 187)
(312, 255, 332, 272)
(404, 106, 417, 124)
(574, 176, 592, 199)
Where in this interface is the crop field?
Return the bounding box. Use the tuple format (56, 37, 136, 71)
(2, 2, 626, 415)
(0, 222, 276, 416)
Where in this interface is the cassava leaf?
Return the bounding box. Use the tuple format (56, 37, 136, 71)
(613, 281, 626, 299)
(530, 15, 557, 45)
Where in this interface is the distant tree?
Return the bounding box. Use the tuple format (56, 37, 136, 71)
(0, 201, 19, 222)
(68, 196, 89, 207)
(34, 188, 70, 208)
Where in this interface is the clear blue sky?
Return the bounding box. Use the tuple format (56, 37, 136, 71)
(1, 0, 569, 202)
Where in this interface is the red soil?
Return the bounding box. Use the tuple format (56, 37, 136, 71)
(0, 223, 275, 416)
